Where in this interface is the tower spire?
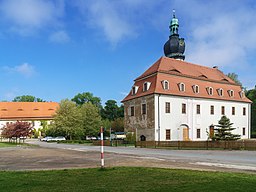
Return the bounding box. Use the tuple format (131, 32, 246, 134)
(170, 9, 179, 36)
(164, 11, 185, 60)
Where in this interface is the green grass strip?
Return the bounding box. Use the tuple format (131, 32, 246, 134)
(0, 167, 256, 192)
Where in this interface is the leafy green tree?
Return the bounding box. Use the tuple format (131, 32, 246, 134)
(13, 95, 44, 102)
(246, 86, 256, 137)
(80, 102, 102, 137)
(111, 117, 124, 132)
(101, 100, 120, 121)
(117, 105, 124, 118)
(213, 115, 240, 141)
(227, 73, 243, 87)
(71, 92, 102, 109)
(49, 99, 83, 140)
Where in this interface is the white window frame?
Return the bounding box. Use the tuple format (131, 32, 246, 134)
(228, 90, 234, 97)
(143, 82, 151, 92)
(132, 85, 139, 95)
(193, 85, 199, 94)
(179, 83, 185, 92)
(217, 88, 223, 96)
(207, 87, 213, 95)
(162, 80, 169, 90)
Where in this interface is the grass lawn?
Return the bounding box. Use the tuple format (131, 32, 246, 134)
(0, 142, 20, 148)
(0, 167, 256, 192)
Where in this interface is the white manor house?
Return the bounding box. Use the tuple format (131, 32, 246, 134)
(122, 13, 251, 142)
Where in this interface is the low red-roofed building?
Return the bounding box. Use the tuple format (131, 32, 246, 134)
(122, 13, 251, 141)
(0, 102, 59, 137)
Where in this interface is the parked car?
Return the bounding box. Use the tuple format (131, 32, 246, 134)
(41, 136, 53, 142)
(52, 136, 66, 141)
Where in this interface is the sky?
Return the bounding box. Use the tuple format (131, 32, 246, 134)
(0, 0, 255, 105)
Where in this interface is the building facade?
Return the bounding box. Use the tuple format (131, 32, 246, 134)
(122, 12, 251, 141)
(0, 102, 59, 136)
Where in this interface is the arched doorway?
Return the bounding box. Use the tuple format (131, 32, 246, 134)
(140, 135, 146, 141)
(180, 124, 189, 141)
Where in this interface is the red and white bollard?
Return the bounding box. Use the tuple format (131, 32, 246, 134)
(100, 126, 104, 168)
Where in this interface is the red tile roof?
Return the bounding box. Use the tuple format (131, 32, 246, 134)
(0, 102, 59, 120)
(122, 57, 251, 103)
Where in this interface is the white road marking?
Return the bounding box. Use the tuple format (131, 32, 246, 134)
(192, 162, 256, 171)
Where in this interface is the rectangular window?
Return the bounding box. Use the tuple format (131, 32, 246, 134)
(182, 103, 186, 114)
(210, 105, 214, 115)
(196, 129, 201, 138)
(196, 104, 200, 114)
(243, 107, 246, 116)
(232, 107, 235, 115)
(130, 106, 134, 116)
(243, 127, 246, 136)
(221, 106, 225, 115)
(165, 102, 170, 113)
(166, 129, 171, 140)
(142, 104, 146, 115)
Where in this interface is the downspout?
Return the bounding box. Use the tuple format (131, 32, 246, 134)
(158, 94, 161, 142)
(248, 104, 251, 139)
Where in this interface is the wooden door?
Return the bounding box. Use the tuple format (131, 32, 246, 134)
(183, 128, 189, 141)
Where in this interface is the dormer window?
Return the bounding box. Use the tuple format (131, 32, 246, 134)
(239, 91, 245, 98)
(228, 90, 234, 97)
(178, 83, 185, 92)
(143, 82, 151, 92)
(207, 87, 213, 95)
(132, 85, 139, 95)
(217, 88, 223, 96)
(193, 85, 199, 94)
(162, 80, 169, 90)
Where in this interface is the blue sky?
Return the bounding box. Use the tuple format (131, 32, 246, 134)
(0, 0, 255, 105)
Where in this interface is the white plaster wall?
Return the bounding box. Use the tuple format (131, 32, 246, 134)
(154, 94, 250, 141)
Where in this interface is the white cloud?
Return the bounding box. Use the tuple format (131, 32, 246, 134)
(73, 0, 160, 46)
(3, 63, 36, 78)
(0, 0, 65, 35)
(49, 30, 70, 43)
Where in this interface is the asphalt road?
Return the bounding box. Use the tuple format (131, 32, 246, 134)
(26, 139, 256, 173)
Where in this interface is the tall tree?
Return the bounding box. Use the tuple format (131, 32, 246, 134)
(72, 92, 102, 109)
(101, 100, 119, 121)
(49, 99, 83, 140)
(111, 117, 124, 132)
(246, 86, 256, 137)
(80, 102, 102, 137)
(227, 73, 243, 87)
(13, 95, 44, 102)
(213, 115, 240, 141)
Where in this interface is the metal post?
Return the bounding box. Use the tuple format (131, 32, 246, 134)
(100, 126, 104, 168)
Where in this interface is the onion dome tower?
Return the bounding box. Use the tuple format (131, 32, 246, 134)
(164, 10, 185, 60)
